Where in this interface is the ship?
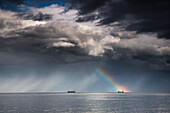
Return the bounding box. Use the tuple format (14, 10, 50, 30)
(118, 91, 124, 93)
(67, 91, 76, 93)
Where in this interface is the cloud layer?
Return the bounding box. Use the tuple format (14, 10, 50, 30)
(0, 2, 170, 92)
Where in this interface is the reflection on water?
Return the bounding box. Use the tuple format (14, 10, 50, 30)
(0, 92, 170, 113)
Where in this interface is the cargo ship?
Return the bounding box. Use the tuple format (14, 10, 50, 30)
(118, 91, 124, 93)
(67, 91, 76, 93)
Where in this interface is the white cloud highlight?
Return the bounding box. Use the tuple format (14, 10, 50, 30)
(52, 42, 75, 47)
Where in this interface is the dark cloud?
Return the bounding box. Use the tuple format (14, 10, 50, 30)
(0, 0, 25, 6)
(16, 12, 53, 21)
(67, 0, 170, 39)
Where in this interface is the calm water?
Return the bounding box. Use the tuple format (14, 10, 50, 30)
(0, 92, 170, 113)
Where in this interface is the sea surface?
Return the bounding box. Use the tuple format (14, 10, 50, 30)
(0, 92, 170, 113)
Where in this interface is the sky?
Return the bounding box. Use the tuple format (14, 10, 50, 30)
(0, 0, 170, 92)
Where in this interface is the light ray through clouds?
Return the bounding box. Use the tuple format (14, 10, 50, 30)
(0, 72, 98, 92)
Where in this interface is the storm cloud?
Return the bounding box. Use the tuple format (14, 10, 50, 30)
(67, 0, 170, 39)
(0, 1, 169, 92)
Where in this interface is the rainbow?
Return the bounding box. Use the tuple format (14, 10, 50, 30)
(94, 67, 130, 92)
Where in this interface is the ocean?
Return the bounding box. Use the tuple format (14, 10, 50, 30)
(0, 92, 169, 113)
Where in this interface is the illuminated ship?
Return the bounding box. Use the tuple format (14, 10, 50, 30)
(67, 91, 76, 93)
(118, 91, 124, 93)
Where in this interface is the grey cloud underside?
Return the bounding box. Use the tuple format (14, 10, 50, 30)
(0, 20, 103, 66)
(67, 0, 170, 39)
(0, 36, 94, 64)
(0, 20, 169, 69)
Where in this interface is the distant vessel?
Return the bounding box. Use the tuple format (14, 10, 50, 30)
(118, 91, 124, 93)
(67, 91, 76, 93)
